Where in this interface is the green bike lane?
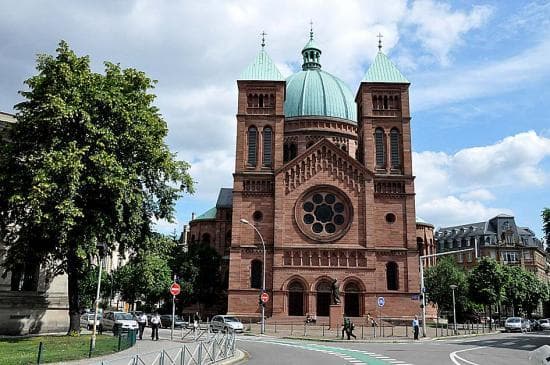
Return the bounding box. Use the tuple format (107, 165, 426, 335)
(238, 336, 414, 364)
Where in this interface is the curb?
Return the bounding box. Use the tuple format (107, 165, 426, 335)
(215, 349, 248, 365)
(433, 331, 500, 341)
(281, 336, 429, 344)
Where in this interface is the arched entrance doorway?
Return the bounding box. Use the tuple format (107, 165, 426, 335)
(316, 281, 332, 316)
(288, 281, 305, 316)
(344, 282, 360, 317)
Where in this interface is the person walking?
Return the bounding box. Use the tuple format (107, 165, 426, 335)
(341, 317, 348, 339)
(346, 319, 357, 340)
(137, 312, 148, 340)
(412, 315, 420, 340)
(193, 312, 200, 332)
(150, 312, 161, 341)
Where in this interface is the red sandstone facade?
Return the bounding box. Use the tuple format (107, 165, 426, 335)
(189, 41, 428, 321)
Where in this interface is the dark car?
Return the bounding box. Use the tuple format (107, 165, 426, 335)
(160, 314, 187, 328)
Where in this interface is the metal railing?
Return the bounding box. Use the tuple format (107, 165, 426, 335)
(96, 330, 236, 365)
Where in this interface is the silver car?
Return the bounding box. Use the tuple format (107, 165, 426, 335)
(80, 313, 102, 330)
(539, 319, 550, 330)
(210, 315, 244, 333)
(505, 317, 526, 333)
(100, 311, 138, 335)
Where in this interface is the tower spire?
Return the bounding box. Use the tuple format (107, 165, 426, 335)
(377, 32, 383, 52)
(261, 31, 267, 49)
(301, 22, 321, 70)
(310, 20, 314, 40)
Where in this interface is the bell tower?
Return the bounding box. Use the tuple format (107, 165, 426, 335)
(228, 35, 285, 315)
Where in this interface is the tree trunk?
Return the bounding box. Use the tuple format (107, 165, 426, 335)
(67, 246, 81, 335)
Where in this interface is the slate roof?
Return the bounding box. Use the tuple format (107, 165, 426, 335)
(216, 188, 233, 208)
(363, 51, 409, 84)
(194, 207, 217, 221)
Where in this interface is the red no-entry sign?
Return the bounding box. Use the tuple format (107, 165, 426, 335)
(170, 283, 181, 296)
(260, 292, 269, 303)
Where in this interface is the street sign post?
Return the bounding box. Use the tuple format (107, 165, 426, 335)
(170, 283, 181, 296)
(377, 296, 385, 337)
(170, 281, 180, 340)
(260, 292, 269, 303)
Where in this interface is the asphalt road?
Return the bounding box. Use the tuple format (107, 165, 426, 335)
(237, 332, 550, 365)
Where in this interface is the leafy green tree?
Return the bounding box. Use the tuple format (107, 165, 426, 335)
(521, 273, 547, 317)
(502, 265, 528, 316)
(468, 258, 505, 329)
(424, 256, 469, 319)
(79, 265, 113, 309)
(0, 41, 193, 334)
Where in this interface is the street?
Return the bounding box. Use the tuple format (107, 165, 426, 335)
(237, 332, 550, 365)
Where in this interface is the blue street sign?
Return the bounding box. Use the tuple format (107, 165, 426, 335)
(411, 294, 419, 301)
(422, 287, 426, 293)
(377, 296, 385, 307)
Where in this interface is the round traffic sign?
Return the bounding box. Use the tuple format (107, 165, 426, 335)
(170, 283, 181, 296)
(260, 292, 269, 303)
(377, 296, 385, 307)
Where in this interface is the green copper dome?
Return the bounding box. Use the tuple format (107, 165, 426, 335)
(284, 31, 357, 123)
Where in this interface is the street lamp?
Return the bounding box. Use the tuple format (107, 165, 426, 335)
(240, 218, 266, 335)
(450, 284, 458, 335)
(91, 243, 106, 351)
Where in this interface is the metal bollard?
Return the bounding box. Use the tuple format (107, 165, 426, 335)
(405, 324, 408, 337)
(290, 323, 293, 335)
(322, 324, 325, 337)
(304, 323, 307, 336)
(361, 325, 363, 339)
(274, 322, 277, 333)
(37, 341, 44, 364)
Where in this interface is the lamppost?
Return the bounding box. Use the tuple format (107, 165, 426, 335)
(91, 243, 106, 351)
(450, 284, 458, 335)
(240, 218, 266, 334)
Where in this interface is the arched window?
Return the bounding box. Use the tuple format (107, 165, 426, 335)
(259, 94, 264, 107)
(290, 143, 297, 160)
(201, 233, 211, 244)
(316, 281, 332, 316)
(375, 128, 385, 167)
(262, 127, 272, 167)
(383, 95, 388, 109)
(288, 280, 305, 316)
(386, 262, 398, 290)
(250, 260, 262, 289)
(344, 282, 361, 317)
(248, 127, 258, 167)
(390, 128, 400, 168)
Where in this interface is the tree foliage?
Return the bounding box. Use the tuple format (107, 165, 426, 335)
(0, 41, 193, 333)
(468, 258, 505, 309)
(424, 256, 468, 315)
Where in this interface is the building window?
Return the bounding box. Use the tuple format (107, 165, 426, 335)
(248, 127, 258, 166)
(10, 263, 39, 292)
(502, 251, 518, 263)
(390, 128, 400, 168)
(375, 128, 385, 167)
(386, 262, 398, 290)
(263, 127, 272, 167)
(253, 210, 263, 222)
(250, 260, 262, 289)
(385, 213, 396, 224)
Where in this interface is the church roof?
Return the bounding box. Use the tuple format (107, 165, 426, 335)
(239, 49, 285, 81)
(363, 51, 409, 84)
(216, 188, 233, 208)
(195, 207, 217, 221)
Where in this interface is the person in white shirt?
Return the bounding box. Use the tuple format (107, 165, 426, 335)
(150, 312, 161, 341)
(137, 313, 148, 340)
(412, 315, 420, 340)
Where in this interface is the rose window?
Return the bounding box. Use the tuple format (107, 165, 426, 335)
(295, 187, 352, 242)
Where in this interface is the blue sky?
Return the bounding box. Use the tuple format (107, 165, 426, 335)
(0, 0, 548, 238)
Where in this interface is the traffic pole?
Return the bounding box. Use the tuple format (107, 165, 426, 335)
(171, 275, 176, 341)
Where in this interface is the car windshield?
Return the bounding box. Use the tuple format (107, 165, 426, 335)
(541, 320, 549, 323)
(224, 317, 240, 323)
(115, 313, 134, 320)
(506, 318, 520, 323)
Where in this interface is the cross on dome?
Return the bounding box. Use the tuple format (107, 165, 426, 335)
(261, 31, 267, 48)
(377, 32, 383, 52)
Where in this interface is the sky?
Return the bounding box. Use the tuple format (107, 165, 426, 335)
(0, 0, 549, 238)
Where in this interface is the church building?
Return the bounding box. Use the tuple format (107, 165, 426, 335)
(189, 30, 427, 320)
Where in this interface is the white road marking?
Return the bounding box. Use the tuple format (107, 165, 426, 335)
(449, 346, 486, 365)
(502, 341, 516, 345)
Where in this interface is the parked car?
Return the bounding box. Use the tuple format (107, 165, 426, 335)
(100, 311, 139, 335)
(210, 315, 244, 333)
(160, 315, 187, 328)
(539, 319, 550, 330)
(80, 313, 102, 330)
(505, 317, 527, 332)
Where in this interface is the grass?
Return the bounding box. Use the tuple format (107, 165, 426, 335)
(0, 334, 127, 365)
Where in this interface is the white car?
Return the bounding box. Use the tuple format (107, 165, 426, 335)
(539, 319, 550, 330)
(80, 313, 102, 330)
(100, 311, 138, 335)
(210, 315, 244, 333)
(505, 317, 526, 333)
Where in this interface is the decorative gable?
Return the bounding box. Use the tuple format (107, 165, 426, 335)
(277, 139, 370, 194)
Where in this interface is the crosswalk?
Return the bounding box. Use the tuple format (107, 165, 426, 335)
(239, 337, 415, 365)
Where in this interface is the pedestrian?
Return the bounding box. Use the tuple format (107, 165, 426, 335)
(137, 312, 148, 340)
(412, 315, 420, 340)
(341, 317, 348, 339)
(193, 312, 200, 332)
(346, 319, 357, 340)
(150, 312, 161, 341)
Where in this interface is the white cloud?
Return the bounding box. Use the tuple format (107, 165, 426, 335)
(405, 1, 493, 65)
(152, 217, 179, 235)
(414, 131, 550, 227)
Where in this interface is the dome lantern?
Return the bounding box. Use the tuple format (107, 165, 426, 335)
(301, 25, 321, 70)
